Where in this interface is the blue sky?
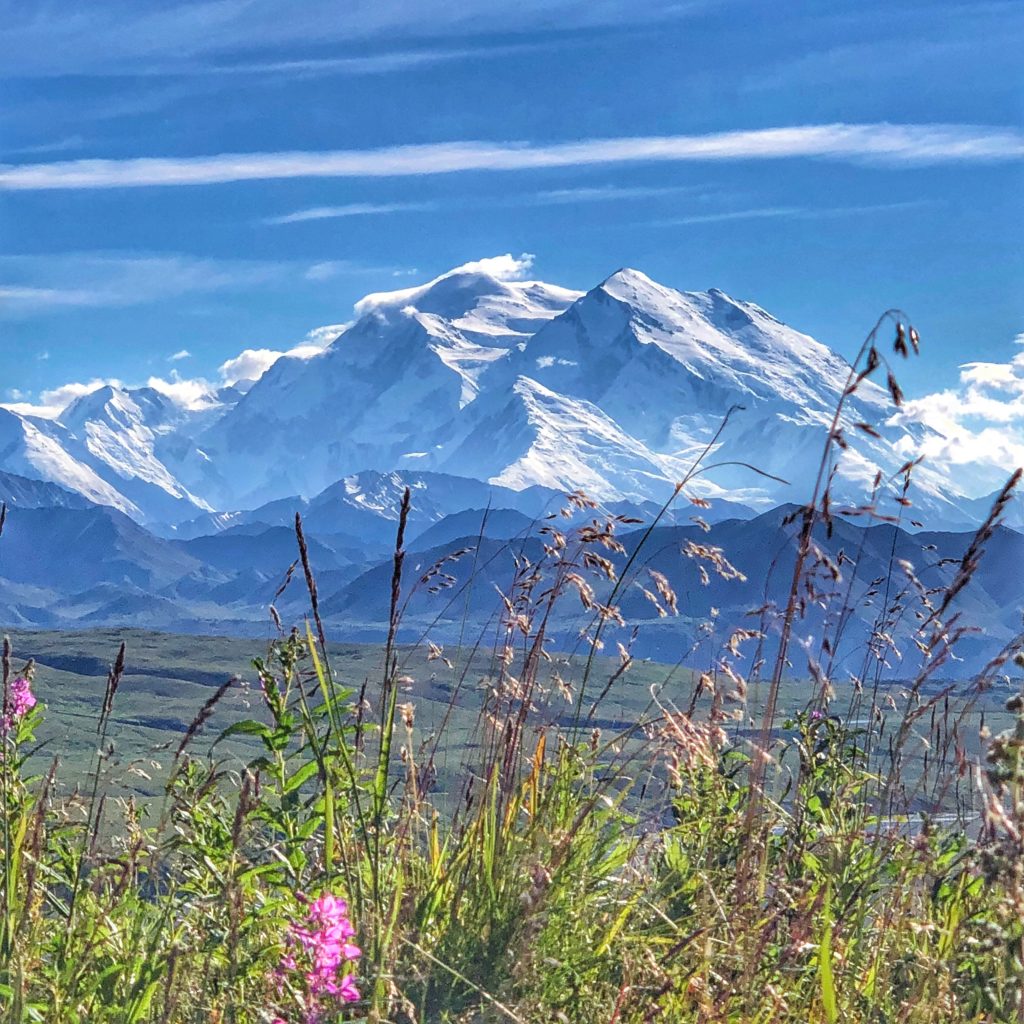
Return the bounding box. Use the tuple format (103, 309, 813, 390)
(1, 0, 1022, 416)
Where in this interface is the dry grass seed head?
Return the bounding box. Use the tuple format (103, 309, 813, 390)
(648, 570, 678, 615)
(683, 541, 747, 583)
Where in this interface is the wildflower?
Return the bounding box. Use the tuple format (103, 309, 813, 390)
(1, 676, 36, 735)
(277, 892, 361, 1022)
(809, 709, 826, 722)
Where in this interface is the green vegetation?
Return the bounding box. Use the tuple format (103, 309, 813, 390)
(4, 315, 1024, 1022)
(15, 627, 1010, 808)
(4, 613, 1024, 1023)
(11, 627, 698, 802)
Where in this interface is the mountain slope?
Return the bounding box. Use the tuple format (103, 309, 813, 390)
(172, 470, 568, 545)
(0, 469, 97, 510)
(192, 263, 966, 521)
(0, 505, 212, 592)
(0, 407, 141, 515)
(442, 376, 702, 500)
(0, 478, 1016, 677)
(59, 385, 216, 522)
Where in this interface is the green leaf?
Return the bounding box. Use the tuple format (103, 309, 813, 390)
(282, 758, 321, 795)
(217, 719, 272, 742)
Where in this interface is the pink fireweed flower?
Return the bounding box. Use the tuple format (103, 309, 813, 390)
(337, 974, 360, 1002)
(1, 677, 36, 735)
(277, 892, 361, 1022)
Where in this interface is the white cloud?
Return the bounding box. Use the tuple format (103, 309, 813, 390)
(168, 349, 192, 361)
(353, 253, 535, 316)
(218, 347, 307, 384)
(303, 323, 349, 346)
(0, 253, 286, 315)
(146, 373, 217, 409)
(4, 357, 303, 417)
(217, 323, 346, 384)
(658, 199, 936, 226)
(533, 183, 706, 203)
(451, 253, 535, 280)
(0, 285, 105, 307)
(2, 124, 1020, 191)
(5, 378, 125, 418)
(892, 333, 1024, 495)
(3, 314, 350, 422)
(5, 373, 222, 418)
(203, 43, 550, 78)
(305, 261, 358, 282)
(6, 134, 88, 156)
(265, 201, 435, 225)
(0, 1, 703, 77)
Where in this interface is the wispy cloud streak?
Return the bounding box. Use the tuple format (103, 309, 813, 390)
(264, 188, 700, 226)
(2, 124, 1020, 191)
(264, 201, 435, 224)
(659, 199, 938, 225)
(0, 0, 706, 77)
(531, 184, 707, 203)
(203, 43, 551, 78)
(0, 252, 416, 315)
(0, 254, 285, 312)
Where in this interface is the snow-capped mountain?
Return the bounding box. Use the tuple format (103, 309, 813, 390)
(0, 384, 241, 523)
(0, 259, 987, 529)
(184, 265, 580, 508)
(494, 269, 959, 517)
(0, 406, 136, 513)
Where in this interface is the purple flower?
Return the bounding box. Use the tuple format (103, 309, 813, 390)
(809, 709, 825, 721)
(337, 974, 359, 1003)
(1, 677, 36, 735)
(277, 891, 361, 1022)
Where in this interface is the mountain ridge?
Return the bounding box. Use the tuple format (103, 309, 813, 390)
(0, 259, 999, 532)
(0, 488, 1016, 676)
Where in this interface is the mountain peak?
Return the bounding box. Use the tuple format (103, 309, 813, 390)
(598, 266, 662, 296)
(62, 384, 180, 430)
(61, 384, 128, 427)
(595, 267, 696, 317)
(602, 266, 656, 285)
(70, 383, 119, 406)
(600, 274, 747, 320)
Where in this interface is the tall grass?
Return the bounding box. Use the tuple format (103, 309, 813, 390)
(2, 313, 1024, 1022)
